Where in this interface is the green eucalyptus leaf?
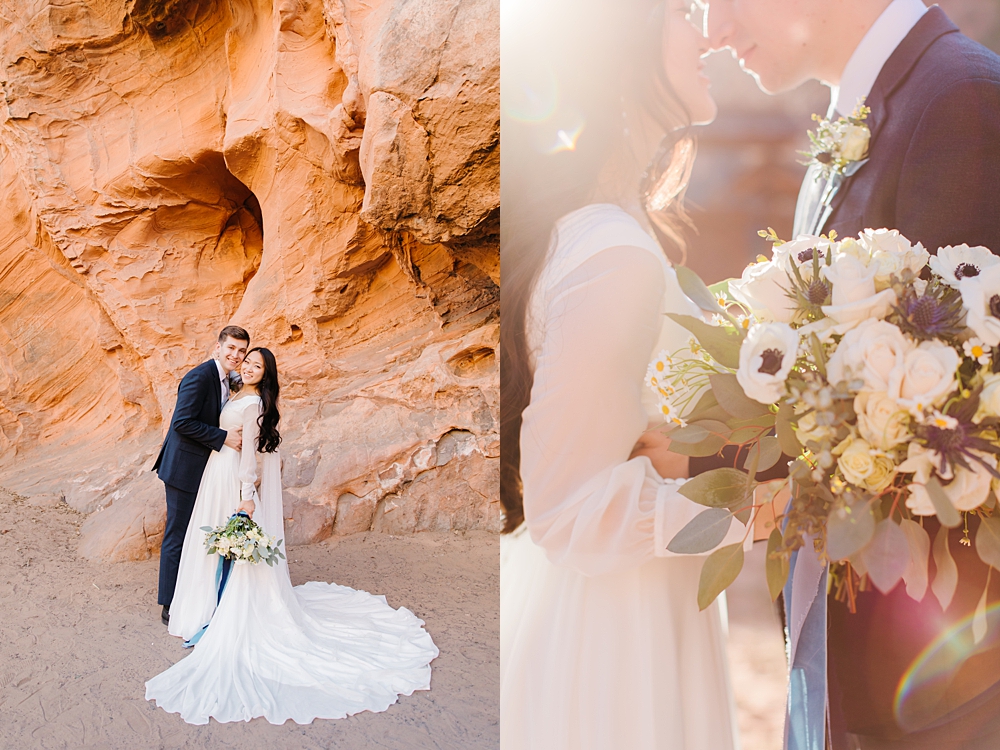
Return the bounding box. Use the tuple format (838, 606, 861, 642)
(666, 314, 744, 370)
(709, 373, 773, 420)
(679, 467, 754, 509)
(900, 518, 930, 602)
(975, 515, 1000, 571)
(677, 265, 727, 317)
(931, 524, 958, 611)
(667, 423, 711, 444)
(925, 477, 962, 529)
(708, 279, 733, 300)
(698, 543, 745, 611)
(685, 389, 721, 422)
(690, 419, 731, 438)
(826, 499, 876, 561)
(667, 508, 734, 554)
(859, 519, 909, 594)
(667, 435, 728, 457)
(766, 528, 789, 602)
(669, 420, 731, 445)
(744, 436, 783, 474)
(729, 417, 777, 444)
(733, 506, 752, 525)
(775, 402, 804, 458)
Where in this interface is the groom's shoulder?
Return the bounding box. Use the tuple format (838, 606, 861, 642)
(912, 28, 1000, 97)
(180, 359, 213, 383)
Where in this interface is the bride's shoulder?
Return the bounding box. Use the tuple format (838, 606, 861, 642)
(542, 203, 667, 288)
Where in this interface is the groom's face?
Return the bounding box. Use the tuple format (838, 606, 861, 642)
(707, 0, 820, 94)
(215, 336, 249, 374)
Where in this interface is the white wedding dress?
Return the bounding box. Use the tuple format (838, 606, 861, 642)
(146, 395, 439, 725)
(501, 204, 749, 750)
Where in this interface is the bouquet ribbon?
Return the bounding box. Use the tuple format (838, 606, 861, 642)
(182, 512, 246, 648)
(784, 541, 829, 750)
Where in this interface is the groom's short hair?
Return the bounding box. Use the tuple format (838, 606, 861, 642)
(218, 325, 250, 344)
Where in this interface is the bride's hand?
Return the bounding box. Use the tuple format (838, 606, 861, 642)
(630, 429, 689, 480)
(236, 500, 255, 519)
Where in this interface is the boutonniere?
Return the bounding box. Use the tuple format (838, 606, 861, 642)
(802, 99, 872, 181)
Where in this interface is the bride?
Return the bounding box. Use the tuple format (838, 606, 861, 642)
(146, 347, 438, 725)
(501, 1, 749, 748)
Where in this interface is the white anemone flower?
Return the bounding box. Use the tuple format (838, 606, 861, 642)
(736, 323, 800, 404)
(929, 244, 1000, 288)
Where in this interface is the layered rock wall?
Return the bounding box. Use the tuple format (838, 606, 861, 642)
(0, 0, 499, 560)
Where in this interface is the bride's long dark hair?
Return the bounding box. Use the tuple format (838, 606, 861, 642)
(248, 347, 281, 454)
(501, 0, 700, 533)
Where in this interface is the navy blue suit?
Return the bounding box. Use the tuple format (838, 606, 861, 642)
(814, 9, 1000, 746)
(153, 359, 227, 607)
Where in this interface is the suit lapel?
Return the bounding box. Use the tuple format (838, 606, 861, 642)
(821, 7, 960, 232)
(206, 360, 222, 417)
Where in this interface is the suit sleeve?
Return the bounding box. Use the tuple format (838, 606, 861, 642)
(897, 78, 1000, 252)
(172, 369, 227, 451)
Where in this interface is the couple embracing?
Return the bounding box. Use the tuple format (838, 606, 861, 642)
(501, 0, 1000, 749)
(145, 326, 438, 725)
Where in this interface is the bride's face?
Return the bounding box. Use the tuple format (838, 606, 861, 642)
(240, 351, 266, 386)
(663, 1, 716, 126)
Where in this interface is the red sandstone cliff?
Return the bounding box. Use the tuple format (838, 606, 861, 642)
(0, 0, 499, 560)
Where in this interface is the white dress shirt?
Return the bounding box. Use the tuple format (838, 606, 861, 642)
(211, 357, 229, 408)
(831, 0, 928, 116)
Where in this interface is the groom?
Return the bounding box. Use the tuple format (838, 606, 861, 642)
(152, 325, 249, 627)
(709, 0, 1000, 747)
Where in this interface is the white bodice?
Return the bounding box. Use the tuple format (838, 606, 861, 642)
(220, 395, 260, 432)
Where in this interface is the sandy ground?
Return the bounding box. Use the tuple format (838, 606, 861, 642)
(727, 542, 790, 750)
(0, 488, 498, 750)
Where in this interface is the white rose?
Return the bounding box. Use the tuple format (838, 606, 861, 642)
(855, 390, 910, 451)
(834, 435, 896, 493)
(729, 257, 797, 323)
(979, 373, 1000, 420)
(736, 323, 799, 404)
(858, 229, 929, 288)
(929, 244, 1000, 288)
(826, 319, 914, 391)
(832, 237, 871, 264)
(820, 254, 896, 327)
(823, 254, 877, 306)
(840, 123, 871, 162)
(904, 450, 996, 515)
(960, 264, 1000, 347)
(891, 340, 960, 414)
(947, 455, 997, 511)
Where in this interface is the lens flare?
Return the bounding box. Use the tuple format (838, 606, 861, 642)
(502, 67, 558, 124)
(548, 124, 584, 154)
(894, 601, 1000, 733)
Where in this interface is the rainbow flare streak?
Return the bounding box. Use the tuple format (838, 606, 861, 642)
(895, 600, 1000, 734)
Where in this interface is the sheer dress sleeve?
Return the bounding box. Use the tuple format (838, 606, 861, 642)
(520, 246, 750, 578)
(238, 400, 263, 508)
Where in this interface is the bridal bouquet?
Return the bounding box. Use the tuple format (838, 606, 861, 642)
(650, 228, 1000, 617)
(202, 512, 285, 566)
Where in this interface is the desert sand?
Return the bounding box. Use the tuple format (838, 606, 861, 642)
(0, 487, 498, 749)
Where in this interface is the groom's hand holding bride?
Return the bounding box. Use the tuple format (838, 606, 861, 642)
(630, 429, 689, 481)
(224, 426, 242, 451)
